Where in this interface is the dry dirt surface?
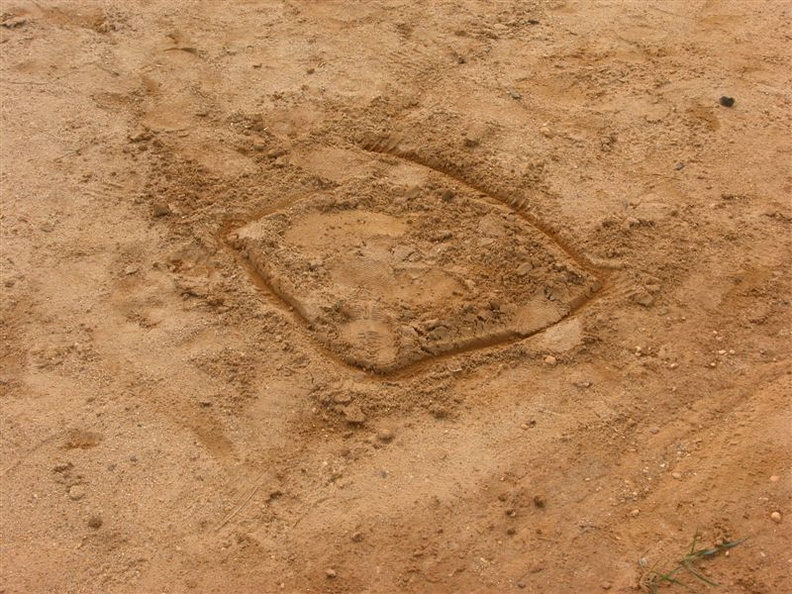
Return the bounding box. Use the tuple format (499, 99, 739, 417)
(1, 1, 790, 593)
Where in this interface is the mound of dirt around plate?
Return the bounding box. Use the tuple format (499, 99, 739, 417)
(229, 176, 599, 372)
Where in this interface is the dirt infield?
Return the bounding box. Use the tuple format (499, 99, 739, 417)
(1, 1, 790, 593)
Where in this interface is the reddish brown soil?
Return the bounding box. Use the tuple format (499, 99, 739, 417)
(1, 2, 790, 593)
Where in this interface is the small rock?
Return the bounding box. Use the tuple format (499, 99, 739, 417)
(376, 428, 394, 443)
(649, 427, 659, 435)
(267, 147, 288, 159)
(517, 582, 526, 589)
(87, 515, 103, 529)
(601, 582, 612, 591)
(128, 127, 152, 143)
(124, 265, 139, 275)
(516, 261, 534, 276)
(719, 96, 735, 108)
(770, 511, 782, 523)
(630, 509, 640, 517)
(543, 355, 557, 366)
(68, 485, 86, 501)
(332, 392, 352, 404)
(533, 495, 546, 508)
(769, 475, 780, 483)
(350, 532, 363, 542)
(631, 290, 655, 307)
(342, 404, 366, 425)
(152, 203, 171, 217)
(325, 568, 337, 578)
(671, 472, 682, 480)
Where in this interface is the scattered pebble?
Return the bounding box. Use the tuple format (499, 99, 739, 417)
(350, 532, 363, 542)
(543, 355, 557, 366)
(87, 515, 103, 529)
(68, 485, 86, 501)
(601, 582, 612, 591)
(533, 495, 546, 508)
(516, 261, 534, 276)
(769, 475, 779, 483)
(341, 404, 366, 425)
(630, 509, 640, 517)
(719, 96, 735, 108)
(325, 568, 337, 578)
(671, 472, 682, 480)
(631, 290, 655, 307)
(649, 427, 659, 435)
(770, 511, 782, 524)
(152, 203, 171, 217)
(376, 428, 394, 443)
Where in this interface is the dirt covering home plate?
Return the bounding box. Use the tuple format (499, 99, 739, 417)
(229, 151, 600, 372)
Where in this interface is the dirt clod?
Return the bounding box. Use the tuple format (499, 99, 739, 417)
(68, 485, 86, 501)
(152, 203, 171, 217)
(87, 516, 103, 530)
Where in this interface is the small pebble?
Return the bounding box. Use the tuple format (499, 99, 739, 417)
(770, 511, 782, 523)
(649, 427, 659, 435)
(325, 568, 337, 578)
(630, 509, 640, 517)
(68, 485, 86, 501)
(350, 532, 363, 542)
(769, 475, 779, 483)
(533, 495, 546, 508)
(719, 96, 735, 107)
(376, 429, 394, 443)
(543, 355, 557, 366)
(602, 582, 612, 591)
(671, 472, 682, 480)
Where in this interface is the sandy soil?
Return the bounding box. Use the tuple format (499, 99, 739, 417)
(1, 1, 790, 593)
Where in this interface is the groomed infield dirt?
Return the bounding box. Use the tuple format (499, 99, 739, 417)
(1, 1, 790, 593)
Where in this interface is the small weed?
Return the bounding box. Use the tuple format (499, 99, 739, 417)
(640, 533, 746, 593)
